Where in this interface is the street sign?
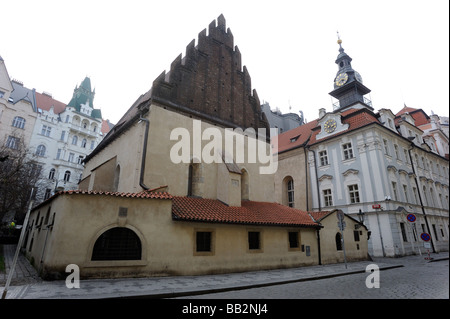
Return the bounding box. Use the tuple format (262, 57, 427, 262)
(336, 210, 344, 221)
(424, 242, 431, 249)
(406, 214, 416, 223)
(420, 232, 431, 242)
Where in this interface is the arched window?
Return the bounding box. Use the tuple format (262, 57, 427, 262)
(187, 162, 202, 197)
(81, 138, 87, 148)
(72, 135, 78, 145)
(36, 145, 46, 157)
(282, 176, 295, 207)
(287, 179, 294, 207)
(12, 116, 26, 129)
(48, 168, 55, 180)
(335, 233, 343, 251)
(64, 170, 71, 182)
(92, 227, 142, 260)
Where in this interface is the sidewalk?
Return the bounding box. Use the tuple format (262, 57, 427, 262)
(1, 244, 447, 299)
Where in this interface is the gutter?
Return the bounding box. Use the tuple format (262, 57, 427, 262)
(307, 147, 321, 212)
(307, 213, 322, 265)
(408, 143, 436, 253)
(139, 114, 150, 190)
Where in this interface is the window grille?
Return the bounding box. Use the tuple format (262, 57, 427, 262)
(92, 227, 142, 260)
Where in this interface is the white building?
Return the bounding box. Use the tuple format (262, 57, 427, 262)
(29, 77, 112, 202)
(276, 39, 449, 257)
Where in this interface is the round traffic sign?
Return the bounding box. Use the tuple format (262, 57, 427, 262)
(406, 214, 416, 222)
(420, 232, 431, 242)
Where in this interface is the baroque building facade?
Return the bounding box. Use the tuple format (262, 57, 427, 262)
(276, 39, 449, 257)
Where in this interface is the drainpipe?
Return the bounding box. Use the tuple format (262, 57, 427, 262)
(408, 143, 436, 253)
(139, 115, 150, 190)
(308, 213, 322, 265)
(316, 228, 322, 265)
(303, 147, 309, 211)
(307, 147, 321, 212)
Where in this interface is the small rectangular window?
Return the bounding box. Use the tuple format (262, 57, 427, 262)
(248, 231, 260, 250)
(348, 184, 360, 203)
(288, 232, 299, 249)
(353, 230, 360, 242)
(196, 232, 212, 252)
(342, 142, 354, 160)
(400, 223, 408, 242)
(323, 189, 333, 207)
(319, 150, 328, 166)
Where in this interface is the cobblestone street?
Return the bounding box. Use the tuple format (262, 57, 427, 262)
(178, 254, 449, 299)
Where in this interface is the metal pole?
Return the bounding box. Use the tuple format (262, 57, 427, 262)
(1, 189, 35, 299)
(341, 228, 348, 269)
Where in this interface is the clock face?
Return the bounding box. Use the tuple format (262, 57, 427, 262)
(335, 73, 348, 87)
(324, 119, 337, 133)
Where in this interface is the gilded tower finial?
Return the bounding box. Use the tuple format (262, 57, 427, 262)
(337, 31, 344, 52)
(336, 31, 342, 45)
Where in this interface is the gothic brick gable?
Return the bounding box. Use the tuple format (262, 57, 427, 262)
(151, 14, 269, 133)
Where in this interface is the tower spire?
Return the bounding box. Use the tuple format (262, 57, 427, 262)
(329, 35, 372, 111)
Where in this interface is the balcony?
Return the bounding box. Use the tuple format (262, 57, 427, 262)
(68, 123, 98, 137)
(53, 158, 84, 170)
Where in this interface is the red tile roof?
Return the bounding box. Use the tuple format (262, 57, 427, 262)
(395, 105, 431, 127)
(274, 120, 317, 154)
(309, 211, 333, 222)
(275, 108, 381, 153)
(35, 92, 66, 114)
(59, 189, 173, 199)
(172, 196, 321, 228)
(32, 189, 173, 211)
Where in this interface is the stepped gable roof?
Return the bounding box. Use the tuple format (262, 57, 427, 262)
(84, 14, 270, 164)
(35, 91, 66, 114)
(172, 196, 321, 228)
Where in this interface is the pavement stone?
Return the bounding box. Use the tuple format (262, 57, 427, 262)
(1, 244, 448, 299)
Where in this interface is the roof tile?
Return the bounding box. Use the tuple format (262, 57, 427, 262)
(172, 196, 320, 227)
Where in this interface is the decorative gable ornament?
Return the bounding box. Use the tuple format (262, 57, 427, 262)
(316, 113, 349, 140)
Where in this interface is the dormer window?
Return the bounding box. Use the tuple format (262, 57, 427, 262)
(290, 135, 300, 143)
(387, 118, 393, 128)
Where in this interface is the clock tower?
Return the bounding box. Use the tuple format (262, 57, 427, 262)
(329, 36, 372, 112)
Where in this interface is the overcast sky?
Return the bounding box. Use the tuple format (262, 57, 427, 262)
(1, 0, 448, 125)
